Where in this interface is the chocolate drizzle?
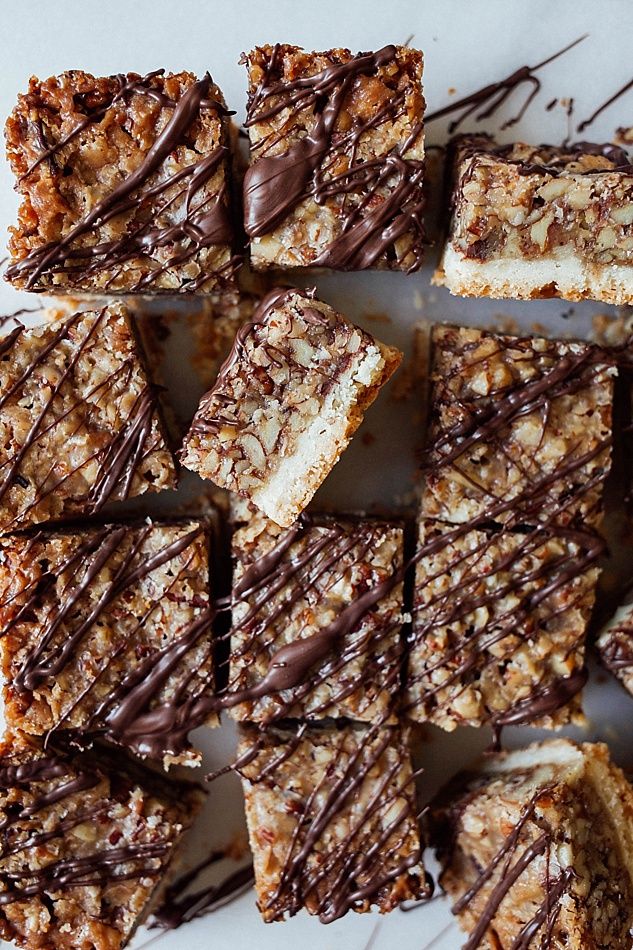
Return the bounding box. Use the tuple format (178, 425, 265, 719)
(425, 35, 587, 133)
(577, 76, 633, 133)
(149, 851, 254, 930)
(235, 721, 429, 922)
(435, 780, 580, 950)
(6, 71, 236, 292)
(422, 328, 617, 527)
(0, 307, 172, 529)
(0, 744, 186, 921)
(222, 514, 404, 723)
(2, 522, 216, 763)
(243, 45, 425, 271)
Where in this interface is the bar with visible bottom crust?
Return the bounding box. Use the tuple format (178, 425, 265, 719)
(226, 508, 404, 723)
(0, 735, 203, 950)
(431, 739, 633, 949)
(237, 721, 429, 922)
(243, 44, 425, 272)
(434, 134, 633, 305)
(5, 70, 237, 295)
(420, 324, 615, 529)
(180, 289, 402, 527)
(0, 520, 216, 768)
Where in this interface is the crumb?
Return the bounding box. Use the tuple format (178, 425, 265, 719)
(616, 126, 633, 145)
(591, 310, 633, 346)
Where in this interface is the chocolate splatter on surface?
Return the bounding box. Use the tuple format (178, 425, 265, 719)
(149, 851, 254, 931)
(577, 76, 633, 133)
(425, 35, 586, 133)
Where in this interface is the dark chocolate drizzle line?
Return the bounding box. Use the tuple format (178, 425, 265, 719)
(425, 35, 587, 133)
(149, 852, 254, 930)
(0, 309, 168, 527)
(7, 73, 235, 291)
(0, 748, 174, 910)
(422, 331, 618, 526)
(5, 524, 218, 762)
(600, 623, 633, 672)
(233, 720, 428, 923)
(243, 45, 425, 271)
(577, 76, 633, 133)
(220, 514, 404, 724)
(404, 517, 600, 733)
(444, 785, 576, 950)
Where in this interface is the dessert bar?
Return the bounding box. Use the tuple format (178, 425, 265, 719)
(420, 324, 615, 529)
(434, 134, 633, 304)
(5, 69, 236, 294)
(237, 722, 428, 922)
(0, 736, 203, 950)
(431, 739, 633, 949)
(0, 304, 176, 530)
(243, 44, 425, 272)
(181, 289, 401, 527)
(405, 518, 600, 731)
(226, 509, 404, 723)
(0, 520, 215, 767)
(597, 590, 633, 697)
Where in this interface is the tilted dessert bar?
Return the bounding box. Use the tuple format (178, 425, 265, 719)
(0, 520, 216, 768)
(420, 324, 615, 529)
(243, 44, 425, 271)
(181, 289, 402, 527)
(0, 304, 176, 530)
(226, 509, 404, 723)
(596, 589, 633, 697)
(431, 739, 633, 949)
(5, 69, 236, 294)
(237, 722, 428, 922)
(405, 518, 600, 731)
(434, 134, 633, 304)
(0, 736, 203, 950)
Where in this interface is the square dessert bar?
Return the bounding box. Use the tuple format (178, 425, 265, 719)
(0, 303, 176, 530)
(181, 289, 402, 527)
(0, 736, 203, 950)
(597, 593, 633, 697)
(434, 134, 633, 304)
(431, 739, 633, 949)
(0, 519, 216, 768)
(405, 518, 600, 731)
(5, 69, 236, 295)
(237, 722, 428, 922)
(226, 509, 404, 723)
(420, 324, 615, 529)
(243, 44, 425, 272)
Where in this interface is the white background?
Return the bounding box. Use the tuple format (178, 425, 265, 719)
(1, 2, 633, 948)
